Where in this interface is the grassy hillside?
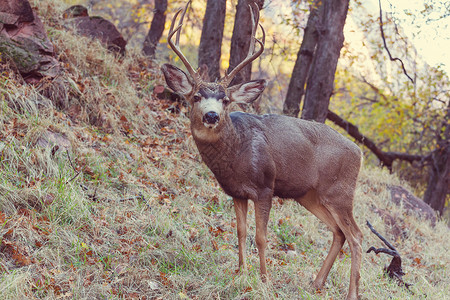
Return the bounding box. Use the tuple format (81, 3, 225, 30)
(1, 0, 449, 299)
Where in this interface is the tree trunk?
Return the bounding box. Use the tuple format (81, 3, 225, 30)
(423, 103, 449, 215)
(424, 147, 449, 215)
(301, 0, 349, 123)
(283, 1, 322, 117)
(198, 0, 227, 82)
(142, 0, 168, 58)
(228, 0, 264, 86)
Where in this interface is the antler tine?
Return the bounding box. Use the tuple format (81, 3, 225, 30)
(175, 1, 189, 46)
(167, 0, 201, 84)
(168, 8, 181, 39)
(247, 2, 259, 57)
(220, 2, 265, 87)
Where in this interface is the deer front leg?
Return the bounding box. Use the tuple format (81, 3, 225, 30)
(254, 191, 273, 281)
(233, 198, 248, 272)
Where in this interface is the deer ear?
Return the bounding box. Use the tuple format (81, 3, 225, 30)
(228, 79, 267, 104)
(161, 64, 193, 96)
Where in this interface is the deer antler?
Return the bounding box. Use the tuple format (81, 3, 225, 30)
(168, 0, 202, 84)
(219, 2, 265, 87)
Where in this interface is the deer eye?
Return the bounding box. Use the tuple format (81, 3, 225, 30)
(193, 95, 201, 102)
(222, 97, 230, 105)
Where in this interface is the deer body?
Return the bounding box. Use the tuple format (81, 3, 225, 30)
(161, 3, 363, 299)
(194, 112, 361, 202)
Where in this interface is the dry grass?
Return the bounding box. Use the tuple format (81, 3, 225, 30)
(0, 0, 449, 299)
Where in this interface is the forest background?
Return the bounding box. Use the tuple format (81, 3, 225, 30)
(0, 0, 449, 298)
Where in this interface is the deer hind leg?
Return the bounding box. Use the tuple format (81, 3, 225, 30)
(325, 203, 363, 300)
(295, 191, 346, 290)
(233, 198, 248, 272)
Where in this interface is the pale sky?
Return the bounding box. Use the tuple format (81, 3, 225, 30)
(365, 0, 450, 74)
(265, 0, 450, 75)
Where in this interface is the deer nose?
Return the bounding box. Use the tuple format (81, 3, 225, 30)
(203, 111, 220, 124)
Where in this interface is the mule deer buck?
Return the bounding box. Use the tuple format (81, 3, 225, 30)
(161, 2, 363, 299)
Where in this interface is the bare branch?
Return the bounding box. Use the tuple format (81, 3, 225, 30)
(65, 150, 81, 184)
(326, 110, 431, 170)
(116, 192, 145, 202)
(361, 77, 388, 102)
(378, 0, 414, 84)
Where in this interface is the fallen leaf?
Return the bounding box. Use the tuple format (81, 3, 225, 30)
(160, 272, 172, 287)
(212, 240, 219, 251)
(0, 211, 5, 223)
(153, 85, 165, 94)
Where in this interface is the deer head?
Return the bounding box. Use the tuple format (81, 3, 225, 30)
(161, 1, 266, 139)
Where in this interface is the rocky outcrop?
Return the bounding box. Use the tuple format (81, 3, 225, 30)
(0, 0, 60, 83)
(389, 185, 437, 226)
(63, 5, 126, 55)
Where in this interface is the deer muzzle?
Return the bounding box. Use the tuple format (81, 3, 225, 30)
(203, 111, 220, 126)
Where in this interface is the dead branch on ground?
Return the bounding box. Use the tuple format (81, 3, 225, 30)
(366, 220, 414, 294)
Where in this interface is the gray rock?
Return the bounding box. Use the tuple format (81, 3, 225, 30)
(0, 0, 60, 83)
